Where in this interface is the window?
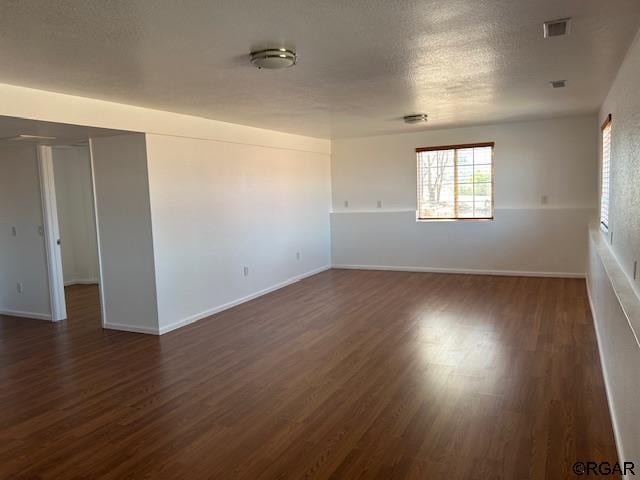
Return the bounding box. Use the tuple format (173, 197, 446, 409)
(416, 142, 494, 220)
(600, 115, 612, 231)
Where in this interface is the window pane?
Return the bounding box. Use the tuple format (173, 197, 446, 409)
(457, 149, 474, 166)
(457, 165, 474, 183)
(473, 164, 492, 183)
(600, 119, 611, 229)
(417, 144, 493, 220)
(475, 202, 492, 218)
(457, 201, 474, 218)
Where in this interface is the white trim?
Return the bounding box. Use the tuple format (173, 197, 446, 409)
(64, 278, 99, 286)
(103, 322, 160, 335)
(88, 139, 109, 329)
(332, 264, 585, 278)
(37, 145, 67, 322)
(331, 209, 415, 214)
(585, 278, 626, 475)
(0, 309, 52, 321)
(158, 265, 332, 335)
(330, 206, 596, 214)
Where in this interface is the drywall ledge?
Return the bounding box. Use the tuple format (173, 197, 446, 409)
(589, 226, 640, 347)
(586, 225, 640, 469)
(332, 265, 584, 278)
(158, 265, 331, 335)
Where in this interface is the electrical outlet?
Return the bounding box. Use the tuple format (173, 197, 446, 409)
(377, 200, 383, 208)
(11, 226, 17, 236)
(16, 283, 23, 294)
(243, 266, 249, 277)
(541, 195, 548, 205)
(296, 252, 301, 260)
(344, 200, 349, 208)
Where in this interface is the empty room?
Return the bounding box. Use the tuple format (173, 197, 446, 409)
(0, 1, 639, 478)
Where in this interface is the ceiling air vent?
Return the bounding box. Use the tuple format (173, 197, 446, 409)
(550, 80, 567, 89)
(543, 18, 571, 38)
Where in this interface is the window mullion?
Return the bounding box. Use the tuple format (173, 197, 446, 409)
(453, 148, 459, 218)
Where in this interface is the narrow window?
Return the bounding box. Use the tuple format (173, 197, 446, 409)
(416, 143, 494, 220)
(600, 115, 612, 231)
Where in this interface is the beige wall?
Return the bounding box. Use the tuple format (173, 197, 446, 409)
(145, 134, 331, 333)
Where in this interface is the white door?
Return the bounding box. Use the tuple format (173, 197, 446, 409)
(37, 145, 67, 321)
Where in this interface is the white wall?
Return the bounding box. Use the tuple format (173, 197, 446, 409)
(0, 142, 51, 319)
(587, 230, 640, 468)
(52, 146, 99, 285)
(331, 115, 598, 276)
(90, 134, 159, 333)
(587, 29, 640, 469)
(145, 134, 331, 333)
(599, 30, 640, 297)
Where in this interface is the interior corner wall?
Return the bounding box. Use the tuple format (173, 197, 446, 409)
(52, 146, 99, 286)
(144, 133, 332, 333)
(0, 142, 51, 320)
(90, 134, 159, 333)
(330, 114, 598, 276)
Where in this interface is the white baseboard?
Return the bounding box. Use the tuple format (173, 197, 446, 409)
(158, 265, 332, 335)
(332, 264, 585, 278)
(64, 278, 99, 286)
(0, 309, 52, 321)
(103, 321, 160, 335)
(585, 277, 627, 475)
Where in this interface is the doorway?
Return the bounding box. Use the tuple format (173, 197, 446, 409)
(37, 142, 102, 325)
(51, 144, 101, 326)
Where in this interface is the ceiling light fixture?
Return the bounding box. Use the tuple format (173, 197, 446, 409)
(550, 80, 567, 88)
(250, 48, 297, 69)
(403, 114, 428, 124)
(543, 18, 571, 38)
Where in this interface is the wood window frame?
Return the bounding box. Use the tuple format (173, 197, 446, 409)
(416, 142, 495, 221)
(600, 114, 612, 232)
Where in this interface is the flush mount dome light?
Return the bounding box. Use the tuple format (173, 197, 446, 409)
(403, 114, 428, 124)
(250, 48, 296, 69)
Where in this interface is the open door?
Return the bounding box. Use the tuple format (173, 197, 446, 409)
(37, 145, 67, 321)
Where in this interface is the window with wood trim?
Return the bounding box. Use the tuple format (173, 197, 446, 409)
(416, 143, 494, 220)
(600, 115, 612, 231)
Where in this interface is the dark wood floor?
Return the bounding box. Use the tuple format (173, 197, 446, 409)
(0, 270, 618, 479)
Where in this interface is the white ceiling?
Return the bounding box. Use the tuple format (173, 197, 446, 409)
(0, 116, 128, 145)
(0, 0, 638, 139)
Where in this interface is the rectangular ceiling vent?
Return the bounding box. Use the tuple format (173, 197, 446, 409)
(550, 80, 567, 88)
(543, 18, 571, 38)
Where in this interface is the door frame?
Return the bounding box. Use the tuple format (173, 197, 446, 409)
(37, 145, 67, 321)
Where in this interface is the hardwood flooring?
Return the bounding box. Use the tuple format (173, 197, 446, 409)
(0, 270, 618, 479)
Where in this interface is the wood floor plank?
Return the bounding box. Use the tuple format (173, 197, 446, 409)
(0, 271, 619, 479)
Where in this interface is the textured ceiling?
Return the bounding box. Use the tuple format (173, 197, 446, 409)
(0, 0, 638, 139)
